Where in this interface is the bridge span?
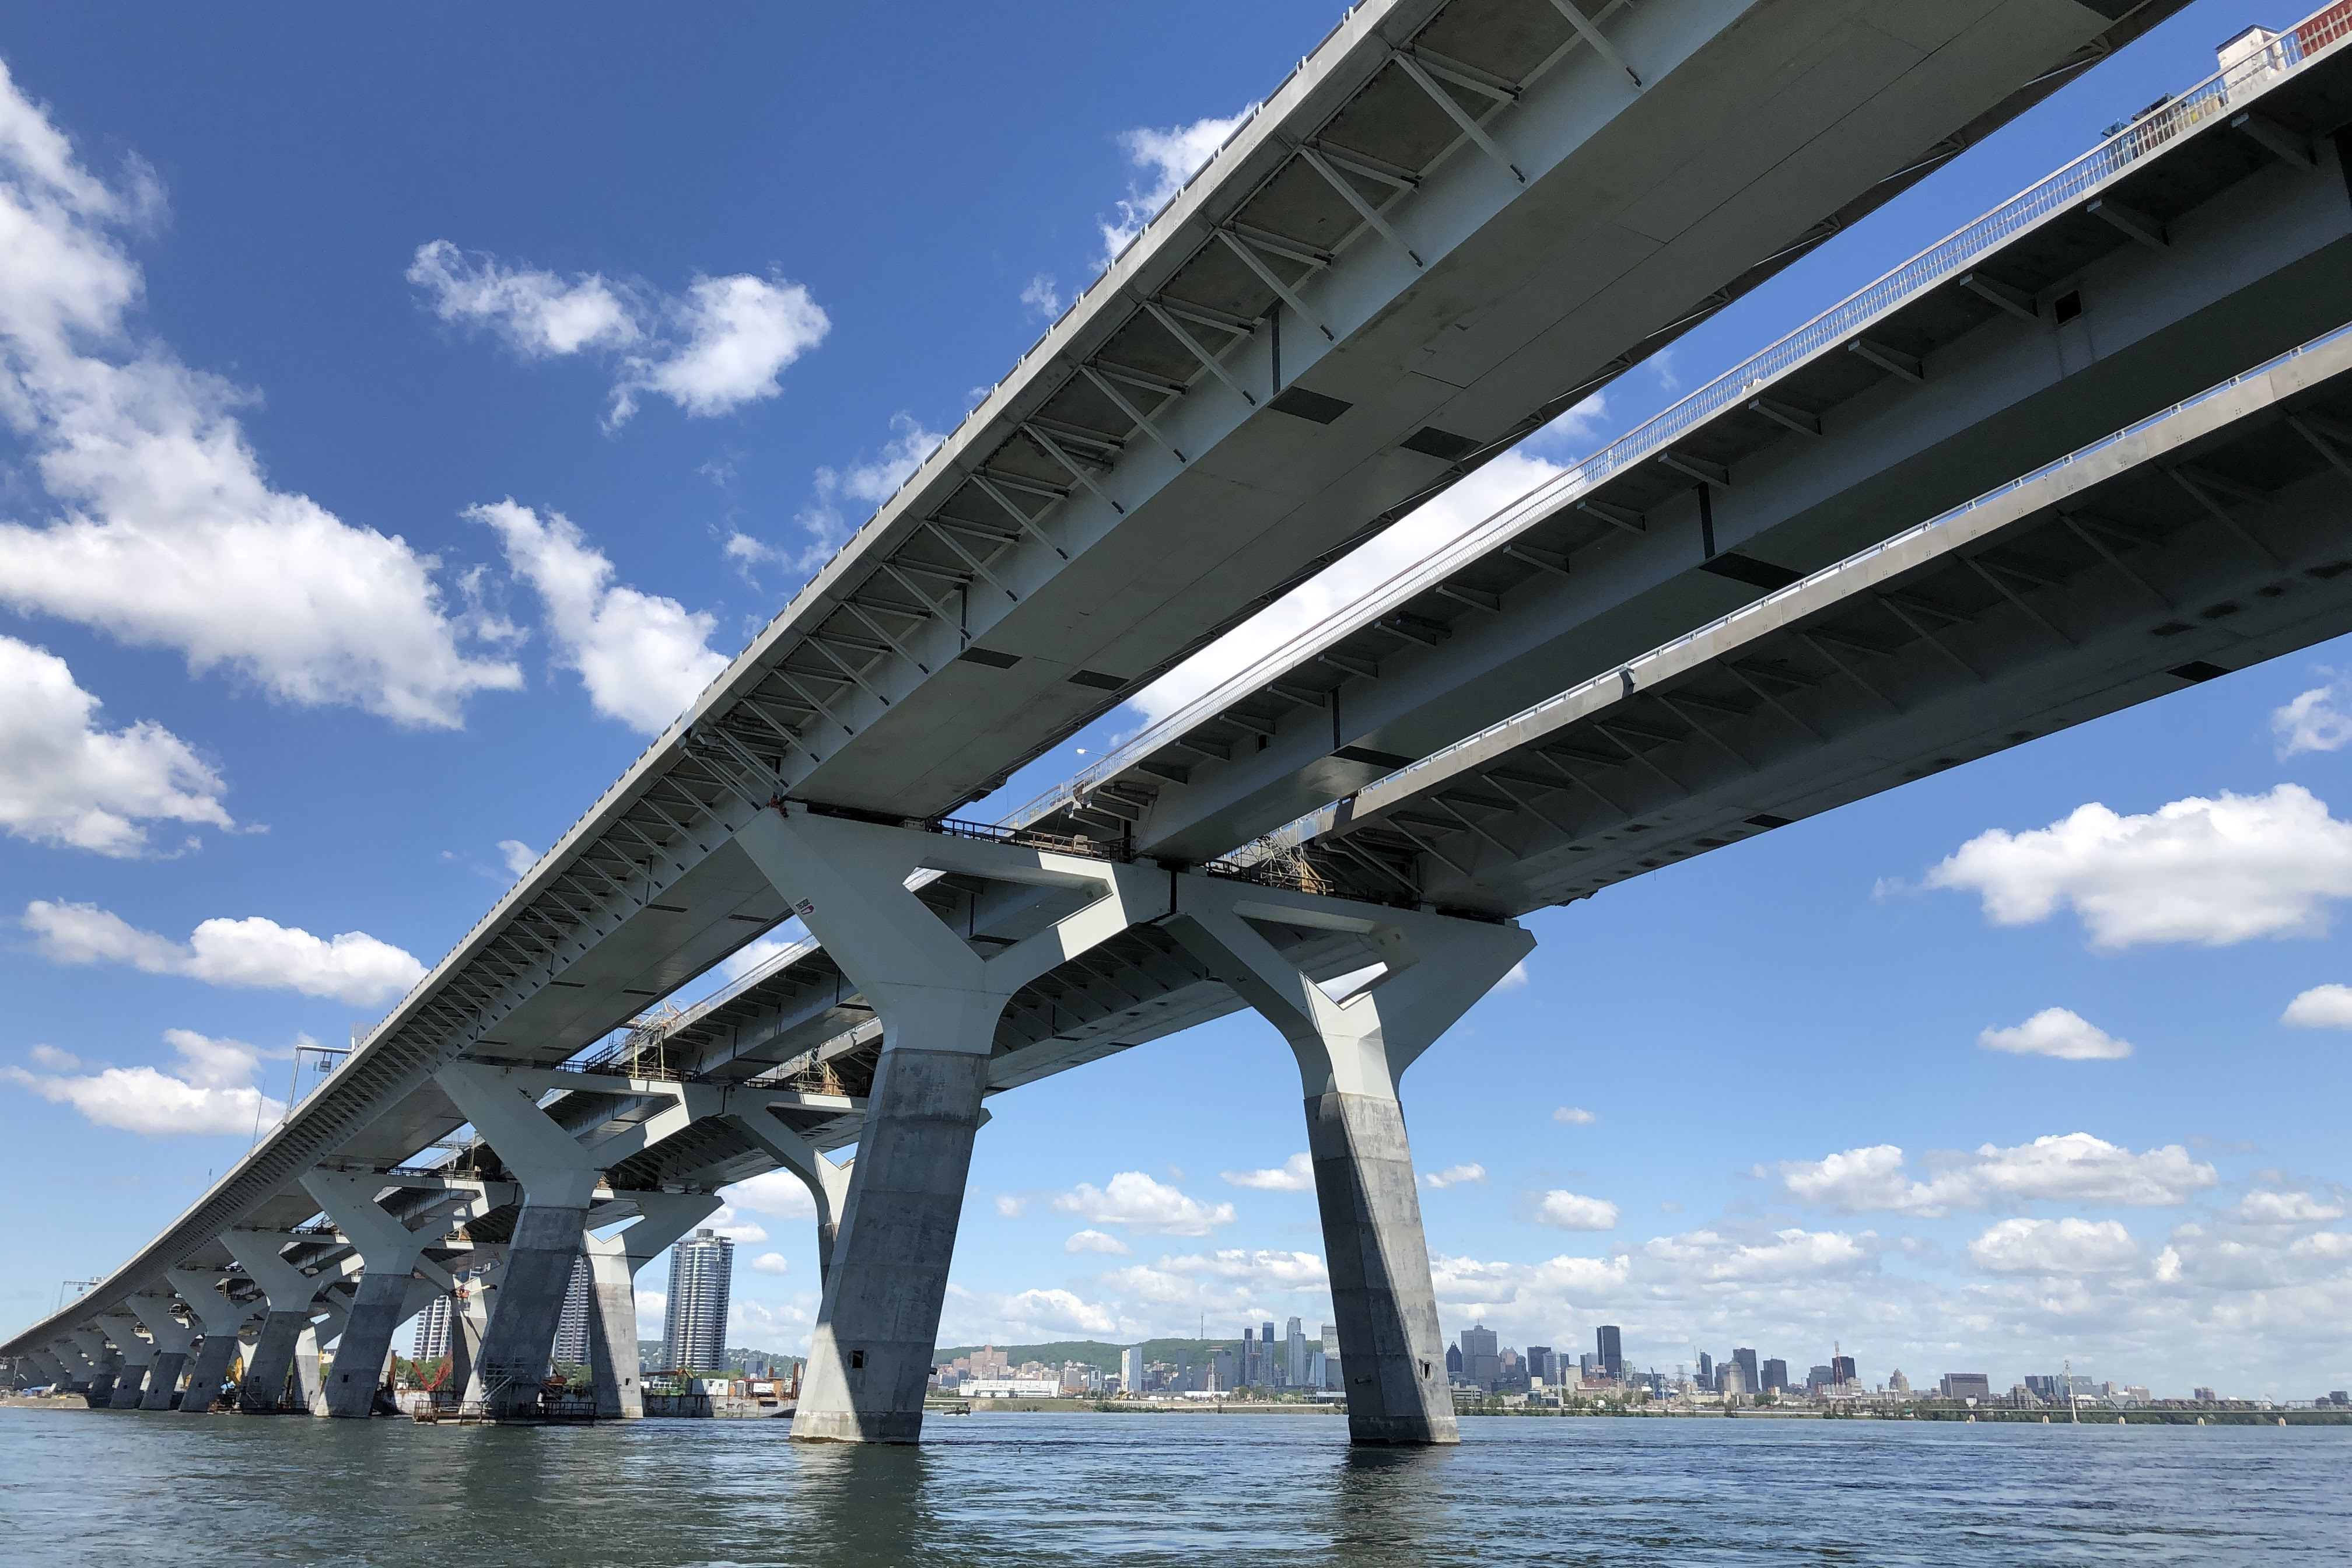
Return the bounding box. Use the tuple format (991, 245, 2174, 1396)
(24, 0, 2346, 1449)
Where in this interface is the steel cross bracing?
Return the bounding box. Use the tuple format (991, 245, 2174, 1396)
(1013, 9, 2352, 860)
(5, 0, 2211, 1354)
(1254, 321, 2352, 911)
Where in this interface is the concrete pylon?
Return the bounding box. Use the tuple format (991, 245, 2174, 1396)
(131, 1300, 198, 1409)
(94, 1312, 158, 1409)
(68, 1326, 118, 1406)
(300, 1171, 510, 1419)
(730, 1106, 853, 1285)
(27, 1346, 74, 1390)
(735, 807, 1171, 1444)
(1167, 881, 1532, 1446)
(165, 1271, 256, 1413)
(42, 1340, 91, 1393)
(583, 1192, 721, 1418)
(227, 1231, 344, 1412)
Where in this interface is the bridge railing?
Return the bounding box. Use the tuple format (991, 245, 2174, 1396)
(1004, 2, 2352, 835)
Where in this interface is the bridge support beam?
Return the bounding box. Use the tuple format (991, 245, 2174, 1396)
(132, 1301, 197, 1409)
(582, 1193, 721, 1418)
(736, 807, 1167, 1444)
(68, 1328, 119, 1406)
(94, 1313, 158, 1409)
(730, 1106, 853, 1286)
(301, 1171, 506, 1419)
(27, 1346, 74, 1390)
(227, 1231, 344, 1413)
(166, 1272, 254, 1413)
(1168, 883, 1531, 1446)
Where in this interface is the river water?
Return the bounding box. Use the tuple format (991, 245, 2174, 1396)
(3, 1408, 2345, 1564)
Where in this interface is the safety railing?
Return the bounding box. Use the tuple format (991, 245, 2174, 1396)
(1003, 2, 2352, 833)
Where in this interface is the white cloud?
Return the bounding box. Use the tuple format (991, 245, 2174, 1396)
(727, 413, 944, 583)
(1220, 1153, 1314, 1192)
(701, 1202, 768, 1246)
(1926, 785, 2352, 948)
(635, 1289, 664, 1321)
(0, 81, 520, 727)
(1049, 1171, 1235, 1236)
(2281, 983, 2352, 1029)
(474, 499, 726, 734)
(1020, 274, 1062, 318)
(0, 635, 232, 855)
(410, 242, 828, 426)
(718, 1169, 817, 1222)
(1767, 1133, 2217, 1216)
(2236, 1190, 2346, 1224)
(749, 1252, 791, 1276)
(1423, 1163, 1488, 1189)
(1149, 1250, 1328, 1290)
(939, 1283, 1129, 1343)
(24, 898, 424, 1006)
(2273, 670, 2352, 757)
(1, 1027, 285, 1135)
(1977, 1007, 2132, 1060)
(1968, 1217, 2140, 1275)
(1638, 1227, 1880, 1283)
(495, 839, 536, 877)
(614, 274, 830, 424)
(405, 241, 639, 357)
(1100, 109, 1255, 261)
(1531, 1191, 1619, 1231)
(1553, 1106, 1597, 1126)
(1064, 1228, 1130, 1256)
(994, 1194, 1030, 1219)
(1496, 961, 1530, 989)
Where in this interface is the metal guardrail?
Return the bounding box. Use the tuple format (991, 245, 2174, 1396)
(1003, 1, 2352, 834)
(1225, 313, 2352, 863)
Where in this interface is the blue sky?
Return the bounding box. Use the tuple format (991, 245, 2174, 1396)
(3, 2, 2348, 1398)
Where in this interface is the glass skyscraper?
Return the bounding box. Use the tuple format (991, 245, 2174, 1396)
(662, 1228, 733, 1373)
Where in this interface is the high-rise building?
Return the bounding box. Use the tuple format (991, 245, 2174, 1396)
(1761, 1358, 1788, 1393)
(1718, 1357, 1751, 1395)
(552, 1252, 593, 1367)
(1285, 1318, 1307, 1388)
(1460, 1324, 1500, 1389)
(411, 1292, 454, 1362)
(1241, 1327, 1258, 1387)
(1527, 1345, 1553, 1384)
(1831, 1353, 1856, 1385)
(1446, 1343, 1464, 1380)
(1121, 1345, 1144, 1394)
(1321, 1322, 1342, 1390)
(662, 1228, 733, 1373)
(1888, 1368, 1911, 1395)
(1731, 1348, 1759, 1394)
(1596, 1325, 1623, 1382)
(1696, 1351, 1714, 1392)
(1938, 1373, 1992, 1401)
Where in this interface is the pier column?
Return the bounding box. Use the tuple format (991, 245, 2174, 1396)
(730, 1107, 853, 1285)
(165, 1272, 256, 1413)
(68, 1327, 119, 1406)
(1168, 883, 1531, 1446)
(735, 807, 1167, 1444)
(95, 1312, 158, 1408)
(227, 1231, 345, 1412)
(583, 1192, 722, 1418)
(27, 1346, 73, 1390)
(300, 1171, 509, 1419)
(132, 1300, 197, 1409)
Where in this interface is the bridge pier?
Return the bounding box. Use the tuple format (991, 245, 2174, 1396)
(68, 1327, 118, 1406)
(737, 808, 1167, 1444)
(132, 1301, 197, 1409)
(583, 1192, 721, 1418)
(26, 1345, 73, 1390)
(166, 1271, 254, 1413)
(94, 1312, 158, 1409)
(228, 1230, 342, 1412)
(730, 1107, 852, 1286)
(1169, 883, 1531, 1446)
(302, 1172, 506, 1418)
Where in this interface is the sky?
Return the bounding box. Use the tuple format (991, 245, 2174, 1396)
(2, 2, 2349, 1401)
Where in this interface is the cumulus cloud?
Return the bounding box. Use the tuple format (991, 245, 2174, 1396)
(0, 76, 520, 727)
(2236, 1189, 2346, 1224)
(1020, 274, 1062, 319)
(2281, 983, 2352, 1029)
(410, 242, 828, 425)
(474, 499, 727, 734)
(701, 1202, 768, 1246)
(940, 1283, 1127, 1343)
(1553, 1106, 1597, 1126)
(1149, 1250, 1328, 1290)
(1065, 1228, 1130, 1255)
(1100, 108, 1255, 261)
(749, 1252, 791, 1276)
(1967, 1217, 2140, 1275)
(495, 839, 537, 877)
(718, 1169, 817, 1222)
(1530, 1191, 1620, 1231)
(1926, 785, 2352, 947)
(24, 898, 424, 1006)
(725, 412, 943, 583)
(1220, 1153, 1314, 1192)
(1766, 1133, 2217, 1216)
(1423, 1163, 1488, 1189)
(1050, 1171, 1235, 1236)
(1978, 1007, 2132, 1060)
(406, 240, 638, 357)
(0, 635, 232, 855)
(2273, 670, 2352, 757)
(1, 1027, 286, 1135)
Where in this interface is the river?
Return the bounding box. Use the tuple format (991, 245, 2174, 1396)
(3, 1408, 2345, 1564)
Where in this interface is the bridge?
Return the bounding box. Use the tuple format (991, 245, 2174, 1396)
(16, 0, 2352, 1448)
